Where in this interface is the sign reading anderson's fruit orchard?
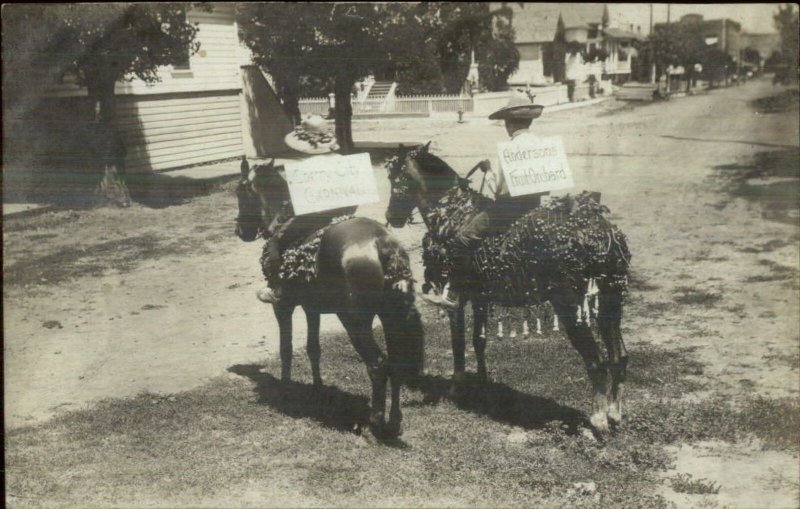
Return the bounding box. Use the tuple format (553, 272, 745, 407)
(284, 152, 380, 215)
(497, 135, 575, 196)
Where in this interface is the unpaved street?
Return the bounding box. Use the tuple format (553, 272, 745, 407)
(4, 78, 799, 506)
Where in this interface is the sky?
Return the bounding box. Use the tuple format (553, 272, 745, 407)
(608, 3, 783, 35)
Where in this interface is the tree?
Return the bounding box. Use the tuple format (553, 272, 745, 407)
(3, 3, 203, 206)
(238, 3, 402, 154)
(701, 47, 735, 86)
(773, 3, 799, 84)
(427, 3, 519, 94)
(640, 21, 706, 91)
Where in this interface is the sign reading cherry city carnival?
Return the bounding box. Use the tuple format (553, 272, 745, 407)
(284, 152, 380, 215)
(497, 135, 575, 197)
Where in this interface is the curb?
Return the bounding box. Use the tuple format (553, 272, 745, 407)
(3, 203, 55, 219)
(544, 96, 610, 113)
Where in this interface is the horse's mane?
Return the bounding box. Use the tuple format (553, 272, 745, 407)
(414, 150, 458, 178)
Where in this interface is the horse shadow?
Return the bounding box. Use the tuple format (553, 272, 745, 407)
(406, 373, 589, 435)
(228, 364, 409, 448)
(228, 365, 588, 439)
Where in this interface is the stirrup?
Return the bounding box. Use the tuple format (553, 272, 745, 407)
(256, 287, 282, 304)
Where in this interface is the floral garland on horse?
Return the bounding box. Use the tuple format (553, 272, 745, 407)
(420, 185, 630, 307)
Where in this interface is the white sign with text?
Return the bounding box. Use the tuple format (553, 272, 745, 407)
(497, 134, 575, 197)
(284, 152, 380, 215)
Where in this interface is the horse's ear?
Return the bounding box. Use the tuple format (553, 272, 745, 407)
(423, 140, 432, 152)
(240, 156, 249, 177)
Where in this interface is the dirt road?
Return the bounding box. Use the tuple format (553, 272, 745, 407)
(5, 79, 797, 431)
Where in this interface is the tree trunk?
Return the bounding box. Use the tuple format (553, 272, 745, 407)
(334, 77, 355, 154)
(282, 86, 302, 125)
(87, 79, 131, 208)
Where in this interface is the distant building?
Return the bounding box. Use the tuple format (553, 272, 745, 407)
(495, 3, 644, 87)
(654, 14, 781, 71)
(655, 14, 742, 61)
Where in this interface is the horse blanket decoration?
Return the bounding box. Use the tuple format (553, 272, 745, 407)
(263, 215, 354, 284)
(264, 214, 414, 288)
(421, 186, 630, 307)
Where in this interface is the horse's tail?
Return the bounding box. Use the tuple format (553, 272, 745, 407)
(377, 236, 425, 380)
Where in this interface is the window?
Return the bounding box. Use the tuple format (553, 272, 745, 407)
(171, 9, 192, 73)
(587, 24, 598, 39)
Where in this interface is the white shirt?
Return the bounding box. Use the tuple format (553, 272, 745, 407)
(483, 129, 542, 199)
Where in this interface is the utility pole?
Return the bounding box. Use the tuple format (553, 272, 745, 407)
(649, 3, 656, 83)
(667, 4, 671, 24)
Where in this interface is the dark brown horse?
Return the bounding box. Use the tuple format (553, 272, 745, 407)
(384, 143, 631, 433)
(235, 158, 424, 439)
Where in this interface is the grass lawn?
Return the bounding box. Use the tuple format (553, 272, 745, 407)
(6, 302, 799, 508)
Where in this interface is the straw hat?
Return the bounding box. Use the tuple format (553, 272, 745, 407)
(284, 114, 339, 154)
(488, 95, 544, 120)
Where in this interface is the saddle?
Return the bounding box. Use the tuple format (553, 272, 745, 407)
(259, 215, 355, 284)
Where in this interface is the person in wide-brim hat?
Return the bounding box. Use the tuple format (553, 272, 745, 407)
(284, 114, 340, 155)
(488, 94, 544, 120)
(422, 94, 548, 310)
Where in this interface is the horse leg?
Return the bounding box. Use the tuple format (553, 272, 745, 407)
(448, 304, 467, 384)
(305, 310, 322, 388)
(472, 297, 489, 381)
(273, 303, 295, 383)
(338, 313, 390, 438)
(597, 287, 628, 427)
(386, 374, 403, 438)
(552, 295, 610, 433)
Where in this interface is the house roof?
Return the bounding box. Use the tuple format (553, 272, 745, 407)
(502, 3, 607, 43)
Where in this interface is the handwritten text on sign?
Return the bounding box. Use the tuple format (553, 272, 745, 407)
(497, 135, 575, 197)
(284, 152, 380, 215)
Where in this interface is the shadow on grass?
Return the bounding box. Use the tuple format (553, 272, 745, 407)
(228, 364, 371, 434)
(3, 169, 237, 210)
(713, 148, 800, 224)
(751, 88, 799, 114)
(125, 173, 235, 209)
(407, 372, 589, 435)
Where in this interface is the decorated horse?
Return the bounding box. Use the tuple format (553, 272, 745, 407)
(384, 143, 632, 433)
(235, 158, 424, 439)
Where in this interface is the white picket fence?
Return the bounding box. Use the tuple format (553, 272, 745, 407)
(298, 94, 473, 117)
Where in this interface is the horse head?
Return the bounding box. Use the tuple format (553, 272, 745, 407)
(385, 141, 458, 227)
(235, 157, 291, 242)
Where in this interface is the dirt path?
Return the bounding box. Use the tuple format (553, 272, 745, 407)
(4, 78, 799, 507)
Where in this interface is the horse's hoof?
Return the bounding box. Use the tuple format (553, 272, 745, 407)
(384, 419, 403, 439)
(590, 412, 610, 434)
(608, 409, 622, 427)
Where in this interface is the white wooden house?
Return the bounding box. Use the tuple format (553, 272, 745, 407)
(496, 3, 642, 87)
(23, 4, 287, 174)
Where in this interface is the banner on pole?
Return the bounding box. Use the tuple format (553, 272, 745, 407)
(497, 135, 575, 197)
(284, 153, 380, 215)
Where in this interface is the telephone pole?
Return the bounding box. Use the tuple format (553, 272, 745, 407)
(649, 4, 655, 83)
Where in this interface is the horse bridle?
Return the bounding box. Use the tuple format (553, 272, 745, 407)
(236, 177, 291, 239)
(386, 152, 434, 227)
(387, 151, 483, 228)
